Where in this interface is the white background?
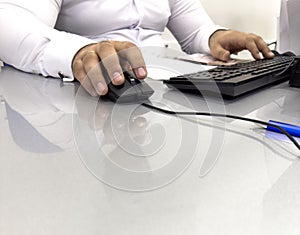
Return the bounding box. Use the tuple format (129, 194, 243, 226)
(163, 0, 281, 52)
(201, 0, 281, 42)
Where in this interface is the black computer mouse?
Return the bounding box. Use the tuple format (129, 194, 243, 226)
(104, 71, 154, 103)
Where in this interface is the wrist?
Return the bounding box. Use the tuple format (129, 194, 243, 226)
(209, 29, 229, 49)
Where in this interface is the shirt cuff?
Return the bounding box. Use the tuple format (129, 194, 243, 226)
(40, 31, 95, 81)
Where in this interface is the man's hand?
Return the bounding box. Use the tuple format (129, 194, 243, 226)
(209, 30, 275, 61)
(72, 40, 147, 96)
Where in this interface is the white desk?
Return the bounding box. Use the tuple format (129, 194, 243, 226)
(0, 63, 299, 235)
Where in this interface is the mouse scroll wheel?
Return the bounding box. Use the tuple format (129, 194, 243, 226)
(129, 77, 136, 84)
(127, 74, 138, 84)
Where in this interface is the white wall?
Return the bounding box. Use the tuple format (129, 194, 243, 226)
(200, 0, 281, 42)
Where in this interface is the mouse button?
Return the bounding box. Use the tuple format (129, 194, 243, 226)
(116, 81, 140, 97)
(128, 77, 137, 84)
(136, 81, 155, 98)
(110, 81, 125, 89)
(123, 71, 140, 84)
(106, 82, 124, 96)
(115, 88, 141, 103)
(119, 84, 149, 103)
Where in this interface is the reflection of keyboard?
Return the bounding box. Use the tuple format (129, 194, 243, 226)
(164, 54, 296, 98)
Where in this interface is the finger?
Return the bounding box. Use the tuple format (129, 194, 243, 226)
(253, 36, 275, 59)
(72, 58, 99, 96)
(97, 41, 124, 86)
(211, 44, 231, 61)
(82, 51, 108, 95)
(245, 38, 262, 60)
(120, 60, 132, 72)
(120, 59, 147, 82)
(113, 41, 147, 79)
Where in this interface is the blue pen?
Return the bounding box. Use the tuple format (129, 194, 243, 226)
(267, 120, 300, 138)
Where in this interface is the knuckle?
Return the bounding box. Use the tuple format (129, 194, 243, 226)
(99, 40, 113, 48)
(122, 41, 136, 48)
(250, 33, 262, 41)
(245, 36, 254, 44)
(257, 35, 263, 41)
(98, 41, 114, 54)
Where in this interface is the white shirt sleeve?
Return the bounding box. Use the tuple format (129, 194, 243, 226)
(0, 0, 224, 80)
(167, 0, 225, 54)
(0, 0, 95, 80)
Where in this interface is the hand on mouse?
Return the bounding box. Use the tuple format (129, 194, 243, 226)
(209, 30, 275, 61)
(72, 40, 148, 96)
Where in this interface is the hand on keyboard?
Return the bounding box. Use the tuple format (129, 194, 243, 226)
(164, 53, 296, 98)
(209, 30, 275, 61)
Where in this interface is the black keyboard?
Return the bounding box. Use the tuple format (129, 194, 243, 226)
(163, 54, 296, 98)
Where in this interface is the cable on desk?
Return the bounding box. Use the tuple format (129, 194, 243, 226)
(141, 102, 300, 153)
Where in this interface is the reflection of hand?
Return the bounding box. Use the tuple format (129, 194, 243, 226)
(99, 103, 149, 144)
(209, 30, 275, 61)
(102, 112, 148, 144)
(76, 97, 149, 144)
(72, 40, 148, 96)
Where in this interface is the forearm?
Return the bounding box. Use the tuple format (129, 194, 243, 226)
(0, 0, 95, 80)
(167, 0, 224, 54)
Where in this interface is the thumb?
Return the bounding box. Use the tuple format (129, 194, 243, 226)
(211, 45, 231, 61)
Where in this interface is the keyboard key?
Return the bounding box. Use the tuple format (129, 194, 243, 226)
(165, 54, 296, 97)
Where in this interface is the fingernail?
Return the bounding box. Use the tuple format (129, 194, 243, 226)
(113, 72, 123, 82)
(137, 67, 146, 77)
(97, 82, 106, 94)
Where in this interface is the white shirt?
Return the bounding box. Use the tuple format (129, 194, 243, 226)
(0, 0, 222, 80)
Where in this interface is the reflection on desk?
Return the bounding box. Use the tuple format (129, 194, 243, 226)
(0, 65, 300, 235)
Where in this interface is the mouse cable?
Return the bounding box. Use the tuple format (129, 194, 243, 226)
(275, 57, 296, 77)
(141, 102, 300, 153)
(267, 41, 277, 50)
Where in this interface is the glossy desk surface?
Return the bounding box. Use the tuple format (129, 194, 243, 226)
(0, 63, 300, 235)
